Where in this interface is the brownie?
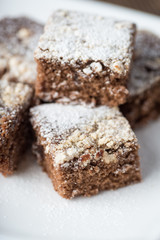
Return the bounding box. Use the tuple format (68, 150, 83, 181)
(34, 10, 136, 106)
(0, 79, 33, 176)
(30, 103, 141, 199)
(0, 17, 43, 86)
(121, 31, 160, 127)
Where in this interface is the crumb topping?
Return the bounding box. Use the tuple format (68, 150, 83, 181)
(0, 17, 43, 85)
(30, 104, 137, 166)
(0, 79, 33, 112)
(35, 10, 136, 76)
(129, 31, 160, 95)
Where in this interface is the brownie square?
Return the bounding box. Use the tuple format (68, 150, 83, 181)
(34, 10, 136, 106)
(0, 17, 43, 86)
(121, 31, 160, 127)
(0, 79, 33, 176)
(30, 103, 141, 199)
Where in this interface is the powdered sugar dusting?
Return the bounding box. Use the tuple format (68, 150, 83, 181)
(35, 10, 135, 73)
(30, 103, 118, 137)
(129, 31, 160, 95)
(30, 103, 137, 166)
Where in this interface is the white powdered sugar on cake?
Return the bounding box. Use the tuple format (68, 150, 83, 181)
(35, 10, 135, 72)
(30, 103, 137, 166)
(30, 103, 117, 136)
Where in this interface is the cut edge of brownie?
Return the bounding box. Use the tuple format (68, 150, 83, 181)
(33, 141, 141, 199)
(35, 59, 129, 106)
(121, 78, 160, 128)
(0, 109, 32, 176)
(0, 80, 33, 176)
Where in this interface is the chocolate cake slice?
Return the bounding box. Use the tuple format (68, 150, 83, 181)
(121, 31, 160, 127)
(30, 103, 141, 199)
(34, 10, 136, 106)
(0, 79, 33, 176)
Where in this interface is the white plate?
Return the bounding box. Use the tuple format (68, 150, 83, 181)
(0, 1, 160, 239)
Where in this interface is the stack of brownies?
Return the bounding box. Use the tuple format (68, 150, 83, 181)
(0, 17, 43, 175)
(1, 10, 160, 199)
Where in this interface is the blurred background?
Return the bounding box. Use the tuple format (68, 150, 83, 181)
(99, 0, 160, 15)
